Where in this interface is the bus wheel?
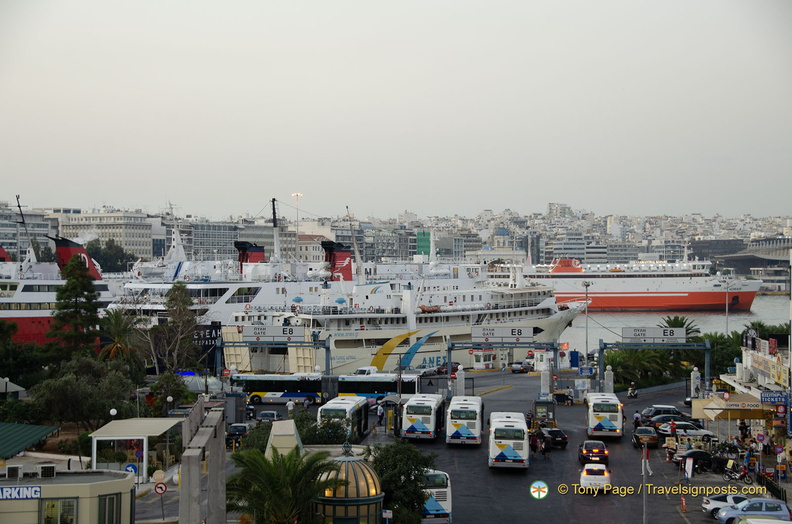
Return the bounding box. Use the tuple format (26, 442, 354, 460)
(250, 395, 262, 404)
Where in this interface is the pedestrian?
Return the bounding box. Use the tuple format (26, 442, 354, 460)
(530, 433, 540, 458)
(542, 437, 552, 460)
(286, 399, 295, 418)
(633, 410, 642, 430)
(738, 419, 748, 440)
(526, 410, 534, 429)
(642, 446, 653, 477)
(669, 420, 677, 438)
(566, 386, 574, 406)
(377, 403, 385, 426)
(303, 397, 310, 410)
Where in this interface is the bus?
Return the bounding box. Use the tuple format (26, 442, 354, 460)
(487, 412, 529, 468)
(336, 373, 419, 403)
(230, 373, 323, 404)
(446, 396, 484, 445)
(401, 394, 445, 440)
(421, 469, 452, 524)
(585, 393, 624, 438)
(316, 396, 370, 440)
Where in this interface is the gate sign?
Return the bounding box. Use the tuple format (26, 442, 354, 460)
(761, 392, 788, 405)
(621, 327, 686, 343)
(242, 326, 305, 342)
(471, 326, 533, 343)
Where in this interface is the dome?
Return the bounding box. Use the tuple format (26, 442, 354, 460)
(314, 455, 384, 523)
(320, 456, 382, 500)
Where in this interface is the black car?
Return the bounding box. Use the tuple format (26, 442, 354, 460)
(640, 405, 690, 424)
(578, 440, 609, 465)
(672, 449, 714, 472)
(540, 427, 568, 449)
(647, 414, 697, 429)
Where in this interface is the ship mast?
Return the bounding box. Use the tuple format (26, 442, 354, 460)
(345, 206, 365, 285)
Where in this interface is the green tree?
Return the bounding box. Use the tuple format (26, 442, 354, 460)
(86, 238, 137, 273)
(369, 438, 437, 524)
(138, 282, 198, 374)
(657, 315, 702, 374)
(45, 255, 102, 363)
(226, 447, 345, 524)
(0, 320, 47, 389)
(99, 310, 146, 385)
(149, 371, 194, 415)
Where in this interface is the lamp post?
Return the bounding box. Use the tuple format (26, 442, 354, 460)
(166, 396, 173, 470)
(292, 192, 303, 261)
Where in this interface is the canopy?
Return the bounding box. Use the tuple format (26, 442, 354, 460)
(0, 422, 59, 459)
(90, 417, 183, 439)
(695, 394, 772, 422)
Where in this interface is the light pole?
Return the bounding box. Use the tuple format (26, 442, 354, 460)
(292, 192, 303, 260)
(166, 396, 173, 470)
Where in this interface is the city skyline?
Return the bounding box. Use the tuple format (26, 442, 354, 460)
(2, 1, 791, 220)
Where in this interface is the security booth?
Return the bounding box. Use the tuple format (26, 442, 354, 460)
(532, 400, 557, 430)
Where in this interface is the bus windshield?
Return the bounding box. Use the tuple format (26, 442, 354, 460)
(494, 428, 525, 440)
(407, 406, 433, 416)
(321, 409, 347, 419)
(592, 403, 620, 413)
(450, 409, 477, 420)
(422, 473, 448, 489)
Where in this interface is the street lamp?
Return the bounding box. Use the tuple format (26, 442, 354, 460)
(292, 192, 303, 260)
(166, 396, 173, 470)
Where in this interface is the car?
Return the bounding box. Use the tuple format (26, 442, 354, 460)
(578, 440, 609, 465)
(647, 413, 696, 429)
(657, 421, 715, 439)
(672, 449, 714, 472)
(226, 422, 253, 448)
(641, 405, 690, 423)
(632, 426, 659, 448)
(540, 427, 569, 449)
(245, 403, 255, 420)
(437, 362, 462, 374)
(701, 494, 750, 519)
(579, 463, 611, 492)
(716, 497, 792, 523)
(257, 410, 283, 424)
(684, 396, 692, 406)
(511, 360, 535, 373)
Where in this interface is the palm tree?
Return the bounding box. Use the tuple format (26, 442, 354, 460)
(227, 447, 345, 524)
(658, 315, 702, 373)
(99, 310, 139, 360)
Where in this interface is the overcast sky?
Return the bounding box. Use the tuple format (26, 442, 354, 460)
(2, 1, 790, 222)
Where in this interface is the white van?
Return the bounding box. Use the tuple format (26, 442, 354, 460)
(353, 366, 379, 376)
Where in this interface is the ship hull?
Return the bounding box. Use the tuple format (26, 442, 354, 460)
(553, 289, 757, 312)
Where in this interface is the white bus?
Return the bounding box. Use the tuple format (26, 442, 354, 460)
(401, 394, 445, 440)
(421, 469, 452, 523)
(488, 412, 529, 468)
(446, 396, 484, 445)
(585, 393, 624, 438)
(316, 396, 370, 440)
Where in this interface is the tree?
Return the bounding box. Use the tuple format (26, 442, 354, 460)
(226, 447, 345, 524)
(149, 372, 194, 415)
(657, 315, 702, 374)
(138, 282, 198, 374)
(0, 320, 47, 389)
(369, 438, 437, 524)
(45, 255, 102, 363)
(99, 310, 146, 385)
(86, 238, 137, 273)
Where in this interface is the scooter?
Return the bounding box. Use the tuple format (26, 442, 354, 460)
(627, 387, 638, 399)
(722, 464, 753, 484)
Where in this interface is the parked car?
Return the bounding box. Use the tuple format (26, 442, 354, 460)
(414, 363, 439, 376)
(641, 405, 690, 423)
(226, 422, 254, 448)
(540, 427, 569, 449)
(657, 421, 715, 439)
(647, 413, 696, 429)
(511, 360, 535, 373)
(579, 463, 611, 492)
(632, 426, 659, 448)
(716, 497, 792, 523)
(701, 494, 750, 519)
(437, 362, 462, 374)
(672, 449, 714, 472)
(257, 410, 283, 424)
(578, 440, 609, 465)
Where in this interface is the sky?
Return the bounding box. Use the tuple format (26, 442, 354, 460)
(1, 1, 791, 222)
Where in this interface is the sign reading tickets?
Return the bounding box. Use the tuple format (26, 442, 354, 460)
(761, 392, 788, 405)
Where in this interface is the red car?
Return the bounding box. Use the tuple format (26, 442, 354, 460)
(437, 362, 462, 375)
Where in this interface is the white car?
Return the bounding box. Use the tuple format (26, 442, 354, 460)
(700, 493, 749, 519)
(657, 421, 716, 439)
(579, 463, 611, 492)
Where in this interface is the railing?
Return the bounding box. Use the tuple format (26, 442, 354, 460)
(756, 471, 787, 503)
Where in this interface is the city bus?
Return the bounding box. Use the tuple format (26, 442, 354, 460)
(585, 393, 624, 438)
(316, 396, 370, 440)
(336, 373, 419, 403)
(230, 373, 323, 404)
(421, 469, 452, 523)
(401, 394, 445, 440)
(446, 396, 484, 445)
(487, 412, 529, 468)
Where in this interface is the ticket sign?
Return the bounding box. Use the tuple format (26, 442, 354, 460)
(242, 326, 305, 342)
(761, 392, 788, 405)
(622, 327, 686, 343)
(472, 326, 533, 343)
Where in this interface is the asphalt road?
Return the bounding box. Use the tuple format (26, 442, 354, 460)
(133, 373, 778, 523)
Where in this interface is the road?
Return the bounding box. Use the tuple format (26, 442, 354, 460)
(134, 372, 775, 523)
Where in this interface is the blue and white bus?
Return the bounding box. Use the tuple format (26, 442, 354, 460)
(487, 412, 529, 468)
(446, 396, 484, 445)
(421, 469, 452, 523)
(585, 393, 624, 438)
(317, 396, 370, 440)
(337, 373, 419, 403)
(401, 394, 445, 440)
(230, 373, 323, 404)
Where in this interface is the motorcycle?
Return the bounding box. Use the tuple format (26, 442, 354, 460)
(722, 464, 753, 484)
(627, 387, 638, 399)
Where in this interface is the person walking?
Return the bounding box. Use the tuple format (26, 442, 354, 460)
(530, 433, 540, 458)
(633, 410, 642, 430)
(286, 399, 295, 418)
(566, 386, 574, 406)
(642, 446, 653, 477)
(669, 420, 677, 438)
(542, 436, 552, 460)
(377, 403, 385, 426)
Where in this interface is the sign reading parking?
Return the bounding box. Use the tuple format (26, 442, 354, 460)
(242, 326, 305, 342)
(472, 327, 533, 343)
(621, 327, 686, 344)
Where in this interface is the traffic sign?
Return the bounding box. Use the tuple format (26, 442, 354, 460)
(154, 482, 168, 495)
(621, 327, 686, 344)
(777, 445, 785, 454)
(471, 326, 533, 343)
(579, 367, 594, 376)
(124, 464, 138, 474)
(242, 326, 305, 342)
(135, 449, 143, 458)
(151, 470, 166, 482)
(552, 374, 558, 380)
(756, 434, 766, 443)
(723, 391, 731, 401)
(468, 349, 474, 355)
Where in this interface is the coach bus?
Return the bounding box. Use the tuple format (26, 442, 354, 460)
(487, 412, 529, 468)
(445, 396, 484, 445)
(316, 396, 370, 440)
(230, 373, 323, 404)
(585, 393, 624, 438)
(336, 373, 419, 403)
(401, 394, 445, 440)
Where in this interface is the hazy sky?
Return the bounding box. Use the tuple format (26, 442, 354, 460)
(2, 1, 790, 222)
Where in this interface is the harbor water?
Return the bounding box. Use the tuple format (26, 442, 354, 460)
(559, 294, 791, 354)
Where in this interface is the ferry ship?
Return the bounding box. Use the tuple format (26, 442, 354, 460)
(0, 238, 115, 344)
(510, 258, 761, 312)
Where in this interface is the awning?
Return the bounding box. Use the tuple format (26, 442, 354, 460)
(0, 422, 59, 459)
(697, 394, 772, 421)
(90, 417, 184, 439)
